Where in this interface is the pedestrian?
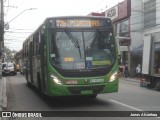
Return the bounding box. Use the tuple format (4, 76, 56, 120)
(124, 64, 129, 78)
(136, 64, 141, 78)
(121, 64, 125, 77)
(119, 64, 123, 77)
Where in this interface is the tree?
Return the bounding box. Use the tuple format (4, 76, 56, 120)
(3, 46, 17, 62)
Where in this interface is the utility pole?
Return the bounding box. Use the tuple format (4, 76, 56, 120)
(0, 0, 4, 78)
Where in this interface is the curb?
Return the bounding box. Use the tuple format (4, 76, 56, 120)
(0, 77, 7, 110)
(2, 78, 7, 110)
(0, 77, 7, 120)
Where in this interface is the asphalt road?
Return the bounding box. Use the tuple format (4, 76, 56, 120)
(4, 73, 160, 120)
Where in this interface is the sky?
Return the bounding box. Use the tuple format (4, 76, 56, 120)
(4, 0, 124, 51)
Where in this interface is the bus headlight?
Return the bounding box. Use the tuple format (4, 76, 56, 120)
(109, 71, 118, 82)
(50, 74, 62, 85)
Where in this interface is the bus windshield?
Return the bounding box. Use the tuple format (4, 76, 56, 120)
(49, 29, 116, 70)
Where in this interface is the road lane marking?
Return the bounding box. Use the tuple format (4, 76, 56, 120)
(110, 99, 143, 111)
(110, 99, 160, 119)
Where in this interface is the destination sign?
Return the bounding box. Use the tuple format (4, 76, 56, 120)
(56, 19, 102, 28)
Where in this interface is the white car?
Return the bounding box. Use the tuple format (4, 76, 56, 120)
(2, 63, 17, 76)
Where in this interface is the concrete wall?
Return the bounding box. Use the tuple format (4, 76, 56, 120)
(130, 0, 160, 77)
(156, 0, 160, 26)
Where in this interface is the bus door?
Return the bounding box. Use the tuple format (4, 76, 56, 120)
(40, 32, 46, 91)
(29, 41, 34, 84)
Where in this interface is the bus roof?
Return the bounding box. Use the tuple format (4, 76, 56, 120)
(46, 16, 110, 20)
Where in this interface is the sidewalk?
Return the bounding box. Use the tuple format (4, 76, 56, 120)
(0, 77, 7, 120)
(120, 77, 141, 83)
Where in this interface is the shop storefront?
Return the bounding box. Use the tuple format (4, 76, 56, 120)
(105, 0, 131, 66)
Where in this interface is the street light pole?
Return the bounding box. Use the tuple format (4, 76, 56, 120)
(4, 8, 36, 26)
(8, 8, 36, 24)
(0, 0, 4, 78)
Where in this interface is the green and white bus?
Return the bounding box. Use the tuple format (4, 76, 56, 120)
(23, 16, 119, 98)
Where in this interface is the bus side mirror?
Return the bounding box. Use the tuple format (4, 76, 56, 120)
(40, 26, 45, 44)
(41, 25, 45, 34)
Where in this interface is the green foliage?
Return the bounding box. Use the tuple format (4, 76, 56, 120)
(3, 46, 17, 62)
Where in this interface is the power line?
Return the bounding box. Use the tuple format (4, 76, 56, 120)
(9, 28, 34, 30)
(4, 31, 32, 33)
(5, 36, 26, 38)
(130, 2, 160, 20)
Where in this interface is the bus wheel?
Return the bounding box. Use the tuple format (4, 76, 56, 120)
(154, 81, 160, 91)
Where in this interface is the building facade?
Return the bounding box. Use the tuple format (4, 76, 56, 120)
(89, 0, 160, 77)
(107, 0, 131, 63)
(130, 0, 160, 77)
(130, 0, 143, 77)
(105, 0, 131, 76)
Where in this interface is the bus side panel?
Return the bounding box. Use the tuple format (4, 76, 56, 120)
(27, 41, 33, 84)
(32, 56, 38, 88)
(39, 34, 47, 93)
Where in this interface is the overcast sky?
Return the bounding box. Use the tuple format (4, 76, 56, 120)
(4, 0, 124, 51)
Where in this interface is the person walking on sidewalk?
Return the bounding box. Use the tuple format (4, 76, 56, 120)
(124, 64, 129, 78)
(119, 64, 124, 77)
(136, 64, 141, 79)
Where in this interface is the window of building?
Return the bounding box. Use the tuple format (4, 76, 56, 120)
(153, 42, 160, 75)
(116, 19, 129, 37)
(144, 0, 156, 28)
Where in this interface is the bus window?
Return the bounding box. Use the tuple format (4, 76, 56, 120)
(49, 29, 116, 70)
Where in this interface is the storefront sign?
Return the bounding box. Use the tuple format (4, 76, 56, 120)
(105, 6, 118, 20)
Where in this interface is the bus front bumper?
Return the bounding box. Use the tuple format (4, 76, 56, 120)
(47, 80, 119, 97)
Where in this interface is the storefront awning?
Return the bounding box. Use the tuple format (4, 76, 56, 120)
(130, 45, 143, 55)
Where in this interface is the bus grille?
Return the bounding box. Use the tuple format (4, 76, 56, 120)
(68, 85, 105, 95)
(53, 64, 113, 77)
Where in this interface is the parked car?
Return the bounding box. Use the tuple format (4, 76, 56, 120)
(2, 63, 17, 76)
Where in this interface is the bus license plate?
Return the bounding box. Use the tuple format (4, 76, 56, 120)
(90, 79, 104, 83)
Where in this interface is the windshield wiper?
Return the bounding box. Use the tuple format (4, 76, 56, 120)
(65, 30, 82, 59)
(90, 31, 98, 48)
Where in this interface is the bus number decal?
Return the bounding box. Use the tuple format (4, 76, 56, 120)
(56, 20, 67, 27)
(64, 57, 74, 62)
